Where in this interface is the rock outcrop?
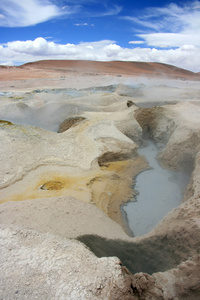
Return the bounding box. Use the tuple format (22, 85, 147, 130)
(57, 116, 86, 133)
(0, 225, 135, 300)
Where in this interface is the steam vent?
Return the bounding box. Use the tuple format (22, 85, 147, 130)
(1, 60, 200, 299)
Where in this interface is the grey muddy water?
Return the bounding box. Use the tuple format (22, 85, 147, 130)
(122, 140, 191, 237)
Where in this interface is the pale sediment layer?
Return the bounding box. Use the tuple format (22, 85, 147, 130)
(0, 157, 147, 231)
(1, 63, 200, 299)
(0, 96, 142, 230)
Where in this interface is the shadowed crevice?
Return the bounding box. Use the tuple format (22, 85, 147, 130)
(77, 232, 200, 275)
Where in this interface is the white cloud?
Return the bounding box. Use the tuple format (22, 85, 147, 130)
(129, 41, 145, 45)
(138, 33, 200, 48)
(125, 1, 200, 49)
(74, 22, 94, 26)
(0, 0, 65, 27)
(103, 44, 121, 57)
(0, 0, 122, 27)
(74, 22, 89, 26)
(98, 5, 122, 17)
(1, 37, 200, 72)
(124, 16, 164, 32)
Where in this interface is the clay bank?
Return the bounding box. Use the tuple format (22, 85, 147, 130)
(0, 63, 200, 299)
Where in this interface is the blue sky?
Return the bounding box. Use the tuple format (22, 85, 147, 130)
(0, 0, 200, 71)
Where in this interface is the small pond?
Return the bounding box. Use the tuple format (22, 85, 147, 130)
(122, 140, 191, 237)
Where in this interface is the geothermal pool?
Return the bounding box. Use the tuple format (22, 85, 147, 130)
(122, 140, 190, 237)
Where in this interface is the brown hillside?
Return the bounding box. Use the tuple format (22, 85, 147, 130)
(0, 60, 200, 81)
(22, 60, 199, 79)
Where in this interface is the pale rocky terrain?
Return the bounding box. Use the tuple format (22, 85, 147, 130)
(0, 60, 200, 299)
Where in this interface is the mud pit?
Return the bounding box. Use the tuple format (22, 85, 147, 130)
(1, 75, 200, 299)
(122, 139, 191, 236)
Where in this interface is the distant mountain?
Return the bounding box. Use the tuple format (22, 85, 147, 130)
(20, 60, 200, 80)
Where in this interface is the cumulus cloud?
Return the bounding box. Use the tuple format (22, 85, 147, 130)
(1, 37, 200, 72)
(125, 1, 200, 48)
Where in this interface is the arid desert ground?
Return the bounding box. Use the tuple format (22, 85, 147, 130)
(0, 60, 200, 299)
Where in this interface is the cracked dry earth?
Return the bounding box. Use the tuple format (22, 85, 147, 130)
(0, 78, 200, 299)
